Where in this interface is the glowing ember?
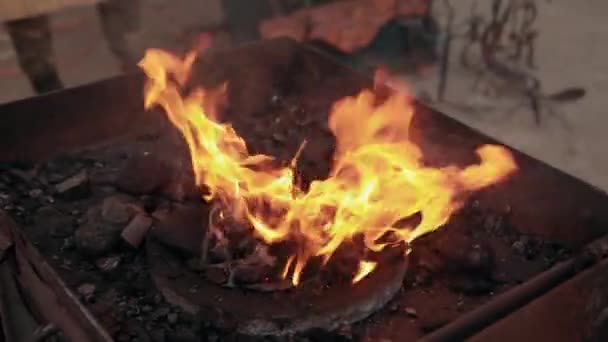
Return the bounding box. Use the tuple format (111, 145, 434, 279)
(139, 49, 517, 286)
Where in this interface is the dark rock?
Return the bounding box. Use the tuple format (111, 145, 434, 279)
(591, 307, 608, 342)
(54, 170, 90, 200)
(77, 283, 96, 301)
(140, 195, 160, 213)
(433, 233, 495, 274)
(449, 276, 495, 296)
(75, 206, 126, 256)
(204, 267, 228, 285)
(511, 239, 526, 255)
(272, 132, 287, 143)
(186, 258, 204, 272)
(161, 169, 199, 202)
(100, 195, 140, 225)
(151, 204, 171, 221)
(167, 313, 179, 325)
(96, 255, 122, 272)
(74, 220, 122, 256)
(233, 263, 271, 284)
(465, 245, 494, 271)
(152, 206, 206, 256)
(116, 333, 130, 342)
(117, 154, 171, 195)
(412, 267, 433, 287)
(28, 189, 43, 198)
(336, 324, 352, 339)
(132, 323, 153, 342)
(150, 307, 171, 321)
(60, 237, 76, 251)
(50, 221, 75, 238)
(36, 207, 75, 238)
(150, 329, 166, 342)
(405, 307, 418, 317)
(209, 244, 231, 263)
(167, 326, 197, 342)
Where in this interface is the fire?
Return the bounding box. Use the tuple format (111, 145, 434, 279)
(139, 49, 517, 286)
(353, 261, 378, 284)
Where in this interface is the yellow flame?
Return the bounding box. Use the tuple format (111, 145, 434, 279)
(138, 49, 518, 285)
(353, 261, 378, 284)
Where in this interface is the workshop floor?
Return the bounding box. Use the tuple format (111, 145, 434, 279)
(1, 0, 606, 192)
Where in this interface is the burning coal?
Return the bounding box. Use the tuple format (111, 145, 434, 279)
(138, 49, 517, 286)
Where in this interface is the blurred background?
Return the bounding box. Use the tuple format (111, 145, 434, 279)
(0, 0, 606, 191)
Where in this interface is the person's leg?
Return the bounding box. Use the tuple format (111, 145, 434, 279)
(97, 0, 141, 72)
(4, 15, 63, 94)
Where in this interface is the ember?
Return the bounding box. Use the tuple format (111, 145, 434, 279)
(138, 49, 517, 287)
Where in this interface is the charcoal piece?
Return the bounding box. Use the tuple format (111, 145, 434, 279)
(96, 255, 122, 272)
(186, 258, 204, 272)
(232, 263, 272, 284)
(150, 307, 171, 321)
(167, 326, 197, 342)
(209, 244, 231, 263)
(28, 188, 43, 198)
(75, 205, 129, 256)
(405, 307, 418, 317)
(121, 213, 153, 248)
(152, 205, 206, 256)
(117, 154, 171, 195)
(430, 231, 495, 275)
(100, 195, 140, 225)
(167, 313, 179, 325)
(35, 206, 75, 238)
(49, 216, 75, 238)
(204, 266, 228, 285)
(161, 173, 199, 202)
(449, 276, 495, 296)
(77, 283, 96, 301)
(54, 170, 90, 200)
(149, 329, 166, 342)
(74, 220, 124, 256)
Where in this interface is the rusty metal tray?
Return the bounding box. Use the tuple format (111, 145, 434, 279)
(0, 38, 607, 341)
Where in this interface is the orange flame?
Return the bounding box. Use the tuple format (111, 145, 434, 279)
(139, 50, 517, 286)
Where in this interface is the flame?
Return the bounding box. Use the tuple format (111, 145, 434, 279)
(353, 261, 378, 284)
(139, 50, 517, 286)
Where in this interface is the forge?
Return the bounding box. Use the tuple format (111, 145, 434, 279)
(135, 42, 515, 335)
(1, 39, 608, 341)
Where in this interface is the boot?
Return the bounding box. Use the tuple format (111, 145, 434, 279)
(29, 68, 64, 94)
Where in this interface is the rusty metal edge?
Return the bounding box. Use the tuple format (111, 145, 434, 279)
(419, 233, 608, 342)
(0, 211, 113, 342)
(467, 258, 608, 342)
